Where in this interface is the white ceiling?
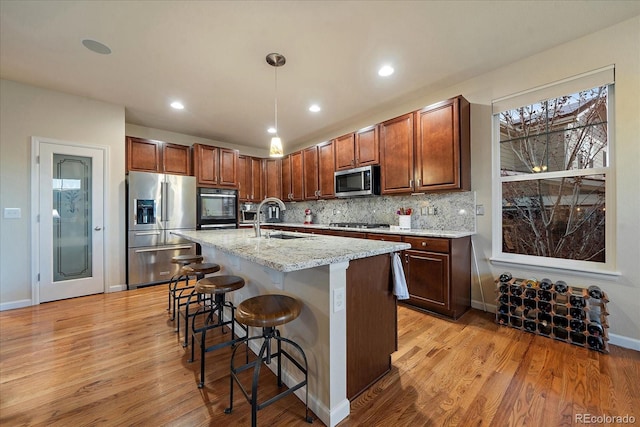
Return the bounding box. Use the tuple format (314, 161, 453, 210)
(2, 1, 639, 153)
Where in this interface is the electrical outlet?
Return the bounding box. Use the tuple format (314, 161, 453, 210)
(333, 287, 345, 312)
(3, 208, 21, 219)
(476, 205, 485, 216)
(421, 207, 427, 215)
(427, 206, 435, 215)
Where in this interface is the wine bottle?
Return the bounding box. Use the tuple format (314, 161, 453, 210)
(524, 320, 537, 332)
(570, 307, 586, 320)
(553, 315, 568, 328)
(554, 280, 568, 294)
(499, 272, 512, 283)
(587, 335, 605, 350)
(570, 295, 586, 308)
(570, 331, 586, 345)
(538, 322, 552, 335)
(525, 288, 537, 299)
(538, 290, 553, 302)
(538, 301, 552, 313)
(588, 285, 603, 299)
(498, 294, 509, 305)
(570, 318, 585, 332)
(587, 321, 604, 336)
(539, 278, 553, 290)
(510, 284, 523, 296)
(553, 327, 568, 340)
(524, 298, 536, 309)
(538, 312, 552, 324)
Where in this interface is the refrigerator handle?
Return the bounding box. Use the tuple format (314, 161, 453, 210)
(164, 181, 170, 222)
(158, 182, 164, 222)
(133, 198, 137, 224)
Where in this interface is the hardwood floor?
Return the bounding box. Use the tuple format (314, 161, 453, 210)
(1, 285, 638, 427)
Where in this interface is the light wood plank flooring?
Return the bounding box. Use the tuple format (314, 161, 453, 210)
(1, 285, 638, 426)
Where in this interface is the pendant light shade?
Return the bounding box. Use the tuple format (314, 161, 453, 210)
(267, 53, 286, 158)
(269, 136, 283, 157)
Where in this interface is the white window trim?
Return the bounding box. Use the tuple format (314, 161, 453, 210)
(490, 68, 618, 277)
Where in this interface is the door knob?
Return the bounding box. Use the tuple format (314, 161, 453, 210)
(94, 226, 102, 231)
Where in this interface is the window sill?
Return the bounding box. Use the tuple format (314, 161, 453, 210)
(490, 256, 621, 278)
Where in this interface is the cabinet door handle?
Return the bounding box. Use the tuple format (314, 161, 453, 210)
(409, 179, 414, 188)
(421, 241, 427, 247)
(416, 179, 421, 187)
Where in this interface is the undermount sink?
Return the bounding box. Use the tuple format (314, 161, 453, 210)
(267, 233, 307, 240)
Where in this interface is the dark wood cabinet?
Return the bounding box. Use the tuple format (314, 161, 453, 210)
(379, 96, 470, 194)
(263, 158, 281, 199)
(303, 146, 319, 200)
(193, 143, 239, 188)
(303, 142, 335, 200)
(379, 113, 415, 194)
(334, 126, 379, 171)
(238, 155, 263, 202)
(281, 151, 303, 201)
(334, 133, 356, 170)
(402, 236, 470, 319)
(346, 254, 396, 399)
(317, 141, 335, 199)
(126, 136, 191, 175)
(414, 96, 470, 192)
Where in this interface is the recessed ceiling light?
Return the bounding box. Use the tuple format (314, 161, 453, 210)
(378, 65, 394, 77)
(82, 39, 112, 55)
(170, 101, 185, 110)
(309, 104, 321, 113)
(267, 127, 277, 134)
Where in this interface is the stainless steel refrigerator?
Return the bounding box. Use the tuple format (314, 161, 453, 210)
(126, 171, 196, 289)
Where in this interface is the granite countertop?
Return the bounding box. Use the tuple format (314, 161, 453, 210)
(172, 229, 410, 273)
(268, 222, 475, 238)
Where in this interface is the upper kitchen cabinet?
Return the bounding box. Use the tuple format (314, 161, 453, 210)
(414, 96, 470, 192)
(263, 158, 282, 199)
(238, 155, 263, 202)
(334, 126, 379, 171)
(126, 136, 192, 175)
(379, 95, 470, 194)
(379, 112, 415, 194)
(193, 143, 238, 188)
(303, 141, 335, 200)
(281, 151, 304, 201)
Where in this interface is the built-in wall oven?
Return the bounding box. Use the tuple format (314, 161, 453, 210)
(196, 188, 238, 229)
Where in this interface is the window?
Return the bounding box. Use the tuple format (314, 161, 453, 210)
(492, 66, 615, 273)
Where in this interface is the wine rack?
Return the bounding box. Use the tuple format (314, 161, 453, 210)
(495, 273, 609, 353)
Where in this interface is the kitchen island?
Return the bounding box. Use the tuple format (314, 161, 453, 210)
(172, 228, 410, 427)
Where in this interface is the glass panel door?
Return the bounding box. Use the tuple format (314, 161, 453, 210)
(52, 154, 93, 281)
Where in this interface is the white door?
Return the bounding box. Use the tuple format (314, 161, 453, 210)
(35, 139, 105, 302)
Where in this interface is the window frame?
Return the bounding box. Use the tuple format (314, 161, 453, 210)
(491, 70, 618, 277)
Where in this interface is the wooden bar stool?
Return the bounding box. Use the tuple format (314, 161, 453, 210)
(187, 275, 246, 388)
(176, 262, 221, 347)
(168, 254, 204, 319)
(224, 294, 312, 426)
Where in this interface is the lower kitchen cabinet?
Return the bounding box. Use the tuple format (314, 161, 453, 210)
(402, 236, 470, 319)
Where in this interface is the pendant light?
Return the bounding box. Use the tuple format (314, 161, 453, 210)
(267, 53, 286, 158)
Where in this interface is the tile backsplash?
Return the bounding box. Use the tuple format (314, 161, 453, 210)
(282, 191, 476, 232)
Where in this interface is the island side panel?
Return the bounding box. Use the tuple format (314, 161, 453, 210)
(199, 245, 350, 427)
(346, 253, 397, 400)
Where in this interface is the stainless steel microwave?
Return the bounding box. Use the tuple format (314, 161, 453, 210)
(334, 165, 381, 198)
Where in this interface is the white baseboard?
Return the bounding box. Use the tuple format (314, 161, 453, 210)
(108, 284, 127, 292)
(471, 298, 640, 352)
(0, 299, 32, 311)
(608, 333, 640, 352)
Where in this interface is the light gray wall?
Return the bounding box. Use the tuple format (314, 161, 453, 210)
(1, 17, 638, 348)
(0, 80, 126, 305)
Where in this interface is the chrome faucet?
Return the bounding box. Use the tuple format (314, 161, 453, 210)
(254, 197, 286, 237)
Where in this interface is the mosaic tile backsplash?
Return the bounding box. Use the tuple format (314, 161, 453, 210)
(280, 191, 476, 232)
